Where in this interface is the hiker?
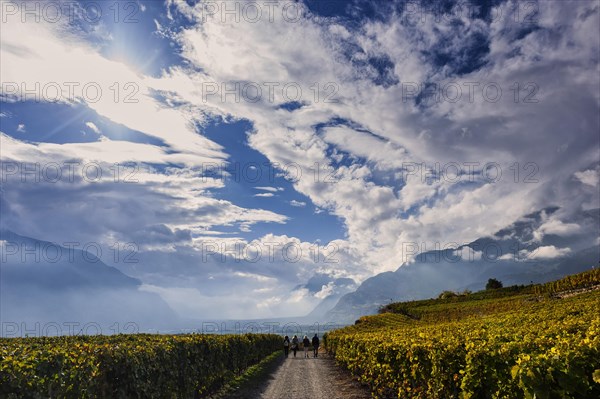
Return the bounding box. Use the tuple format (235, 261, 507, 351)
(303, 335, 311, 358)
(312, 334, 320, 357)
(291, 335, 299, 357)
(283, 335, 290, 357)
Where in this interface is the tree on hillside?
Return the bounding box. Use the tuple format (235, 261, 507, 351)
(486, 278, 503, 290)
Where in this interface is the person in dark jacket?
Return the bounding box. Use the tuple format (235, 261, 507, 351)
(291, 335, 299, 357)
(312, 334, 320, 357)
(283, 335, 290, 358)
(302, 335, 311, 358)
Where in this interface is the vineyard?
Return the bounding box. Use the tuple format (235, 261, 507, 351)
(325, 269, 600, 398)
(0, 333, 280, 398)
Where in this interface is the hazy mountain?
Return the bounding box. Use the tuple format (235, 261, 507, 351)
(0, 230, 178, 335)
(324, 208, 600, 324)
(295, 273, 357, 319)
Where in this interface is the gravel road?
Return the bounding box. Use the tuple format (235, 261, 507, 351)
(260, 352, 371, 399)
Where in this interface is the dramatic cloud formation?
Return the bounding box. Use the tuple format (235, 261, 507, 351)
(1, 0, 598, 320)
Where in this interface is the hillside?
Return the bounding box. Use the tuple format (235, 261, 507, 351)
(0, 230, 178, 333)
(325, 269, 600, 398)
(325, 207, 600, 323)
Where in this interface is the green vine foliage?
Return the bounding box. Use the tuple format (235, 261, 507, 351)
(326, 270, 600, 399)
(0, 333, 281, 398)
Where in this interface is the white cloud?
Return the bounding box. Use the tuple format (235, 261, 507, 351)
(163, 0, 600, 275)
(16, 123, 25, 133)
(498, 253, 516, 261)
(575, 169, 599, 187)
(140, 278, 319, 319)
(254, 186, 283, 192)
(233, 272, 274, 283)
(0, 132, 288, 251)
(453, 246, 482, 262)
(314, 282, 335, 299)
(534, 219, 581, 241)
(527, 245, 572, 260)
(0, 10, 227, 167)
(85, 122, 101, 134)
(290, 200, 306, 207)
(0, 5, 296, 265)
(254, 193, 274, 198)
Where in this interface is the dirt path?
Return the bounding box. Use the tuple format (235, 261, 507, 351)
(259, 351, 371, 399)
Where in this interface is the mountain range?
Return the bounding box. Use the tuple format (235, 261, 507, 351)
(0, 230, 178, 335)
(322, 207, 600, 324)
(1, 206, 598, 333)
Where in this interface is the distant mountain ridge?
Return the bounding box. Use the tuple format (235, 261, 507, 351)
(0, 229, 178, 335)
(324, 207, 600, 324)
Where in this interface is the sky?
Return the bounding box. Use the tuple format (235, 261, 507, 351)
(1, 0, 599, 320)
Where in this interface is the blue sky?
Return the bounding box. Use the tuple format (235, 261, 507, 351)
(1, 0, 599, 319)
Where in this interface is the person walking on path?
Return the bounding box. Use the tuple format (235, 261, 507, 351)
(291, 335, 299, 358)
(283, 335, 290, 358)
(302, 335, 311, 358)
(312, 334, 320, 358)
